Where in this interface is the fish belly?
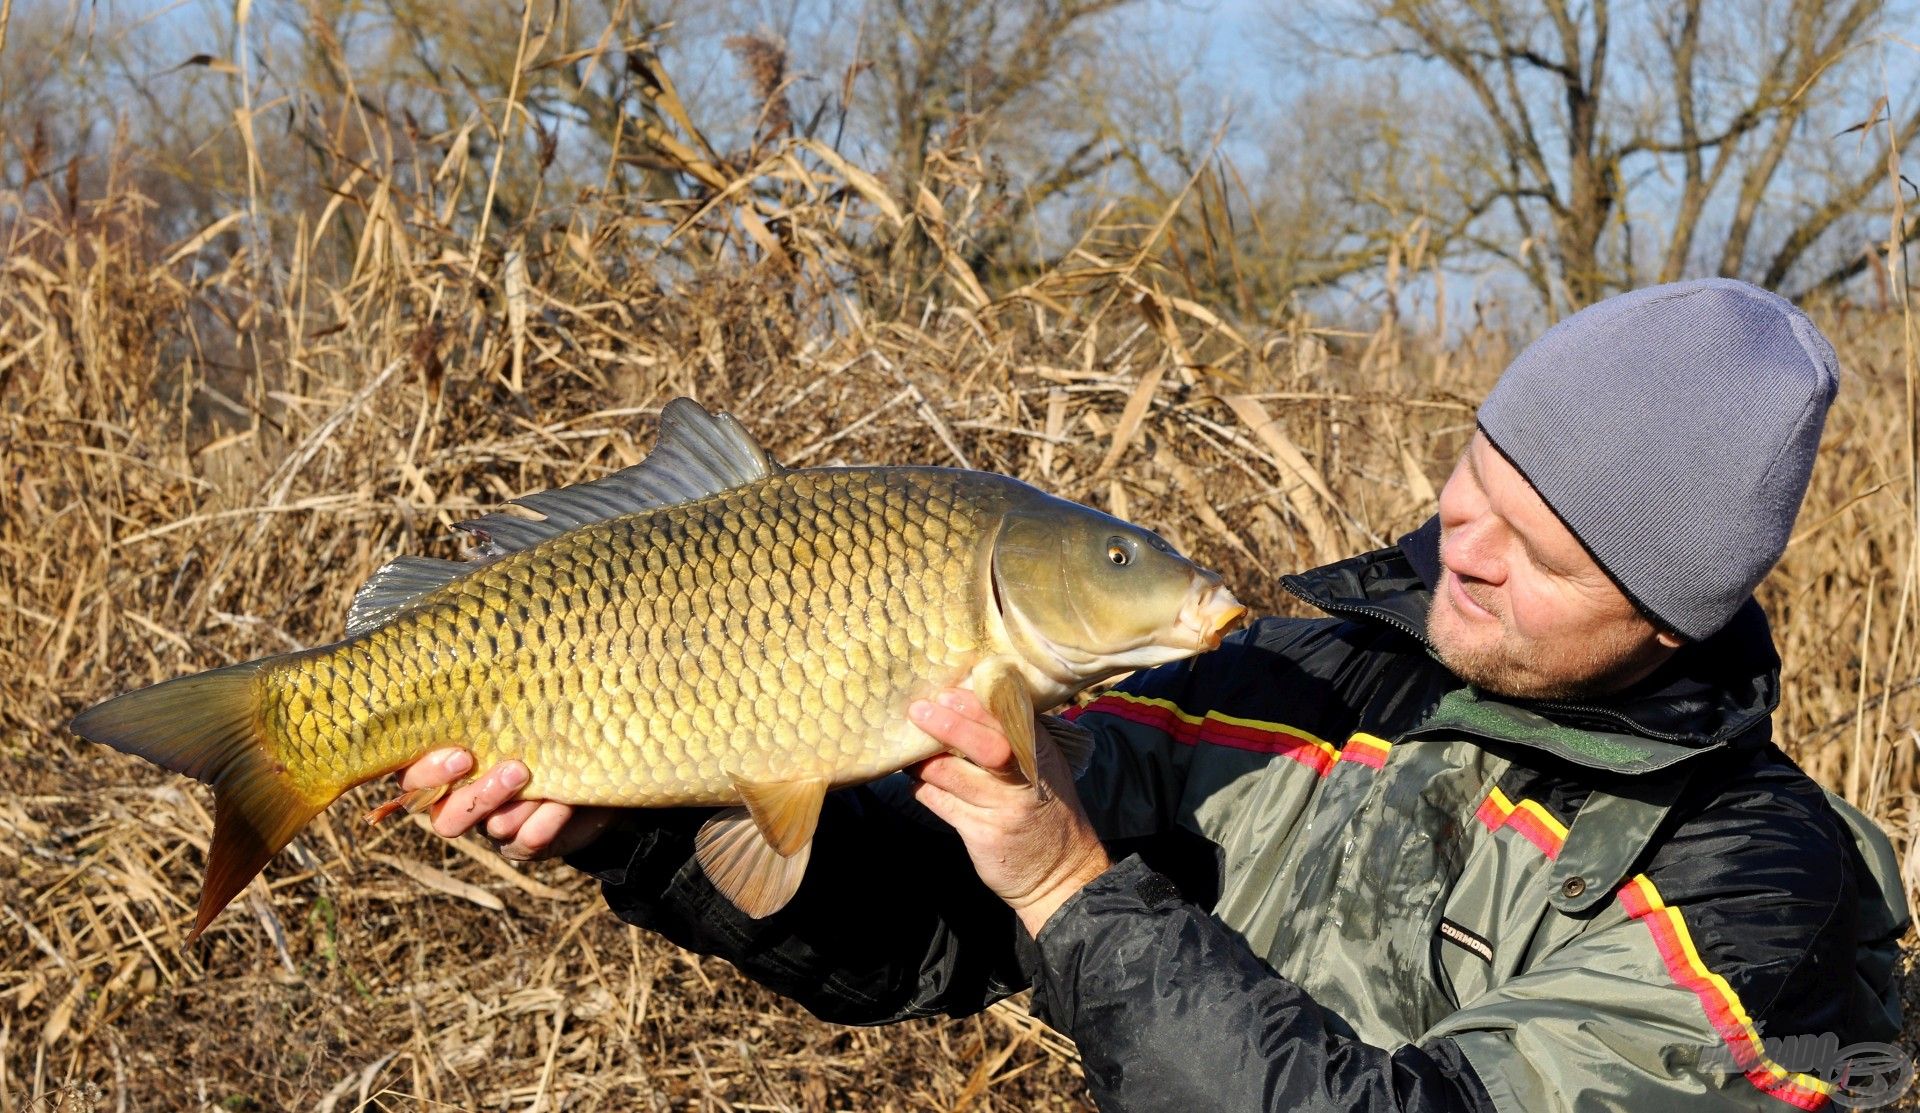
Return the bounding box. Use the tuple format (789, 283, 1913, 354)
(261, 469, 998, 806)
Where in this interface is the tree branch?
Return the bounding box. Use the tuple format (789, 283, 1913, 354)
(1719, 0, 1878, 275)
(1765, 100, 1920, 288)
(1792, 212, 1920, 299)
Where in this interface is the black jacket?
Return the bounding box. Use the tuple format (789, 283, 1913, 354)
(567, 523, 1908, 1111)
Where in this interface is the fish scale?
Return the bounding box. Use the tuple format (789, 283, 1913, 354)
(264, 468, 994, 808)
(71, 398, 1244, 935)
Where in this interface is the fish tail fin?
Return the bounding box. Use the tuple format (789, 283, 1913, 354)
(70, 660, 326, 941)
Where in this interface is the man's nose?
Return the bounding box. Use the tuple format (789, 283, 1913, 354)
(1443, 520, 1505, 585)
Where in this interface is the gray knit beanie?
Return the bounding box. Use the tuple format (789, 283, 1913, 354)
(1476, 278, 1838, 642)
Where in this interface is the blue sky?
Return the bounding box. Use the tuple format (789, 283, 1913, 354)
(19, 0, 1919, 322)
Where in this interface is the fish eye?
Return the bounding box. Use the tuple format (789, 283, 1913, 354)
(1106, 537, 1134, 566)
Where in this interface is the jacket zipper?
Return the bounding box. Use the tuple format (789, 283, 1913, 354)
(1283, 579, 1702, 746)
(1280, 579, 1429, 646)
(1525, 698, 1695, 744)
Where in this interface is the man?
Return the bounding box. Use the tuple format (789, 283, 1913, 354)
(399, 278, 1908, 1110)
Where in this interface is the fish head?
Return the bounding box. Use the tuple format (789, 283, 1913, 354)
(991, 502, 1246, 685)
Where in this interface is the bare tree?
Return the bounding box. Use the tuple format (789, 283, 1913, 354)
(853, 0, 1132, 186)
(1284, 0, 1919, 312)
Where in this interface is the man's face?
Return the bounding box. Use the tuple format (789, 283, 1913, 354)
(1427, 432, 1682, 699)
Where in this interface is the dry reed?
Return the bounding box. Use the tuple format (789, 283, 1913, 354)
(3, 38, 1917, 1113)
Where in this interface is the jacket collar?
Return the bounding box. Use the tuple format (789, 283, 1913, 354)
(1279, 517, 1781, 774)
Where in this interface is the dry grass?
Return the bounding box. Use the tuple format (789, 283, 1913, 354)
(3, 39, 1919, 1113)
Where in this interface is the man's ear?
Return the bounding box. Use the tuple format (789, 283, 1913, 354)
(1654, 629, 1687, 650)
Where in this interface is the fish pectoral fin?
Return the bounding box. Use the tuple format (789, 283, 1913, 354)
(974, 658, 1043, 801)
(694, 807, 815, 919)
(361, 783, 450, 826)
(729, 773, 829, 857)
(1039, 714, 1098, 779)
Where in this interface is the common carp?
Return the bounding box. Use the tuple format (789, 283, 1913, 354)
(71, 399, 1245, 938)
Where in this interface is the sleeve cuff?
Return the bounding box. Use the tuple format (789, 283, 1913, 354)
(561, 809, 705, 888)
(1022, 854, 1178, 1022)
(1033, 855, 1180, 941)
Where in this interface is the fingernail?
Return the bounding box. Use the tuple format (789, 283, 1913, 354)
(936, 690, 964, 709)
(443, 751, 472, 775)
(909, 701, 936, 723)
(500, 763, 528, 790)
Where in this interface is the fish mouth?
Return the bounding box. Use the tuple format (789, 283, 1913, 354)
(1174, 577, 1246, 652)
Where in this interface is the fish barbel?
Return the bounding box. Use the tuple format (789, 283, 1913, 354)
(71, 399, 1245, 938)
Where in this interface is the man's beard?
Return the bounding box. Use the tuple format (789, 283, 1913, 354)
(1425, 600, 1665, 701)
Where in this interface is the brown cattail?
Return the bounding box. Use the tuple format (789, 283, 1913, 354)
(726, 32, 793, 144)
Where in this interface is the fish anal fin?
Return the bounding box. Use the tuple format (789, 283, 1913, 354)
(973, 659, 1042, 800)
(694, 807, 814, 919)
(729, 773, 828, 857)
(362, 783, 449, 826)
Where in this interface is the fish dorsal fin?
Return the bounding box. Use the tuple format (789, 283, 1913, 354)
(345, 555, 469, 636)
(456, 398, 782, 558)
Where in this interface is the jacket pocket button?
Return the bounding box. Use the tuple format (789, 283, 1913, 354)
(1561, 876, 1587, 899)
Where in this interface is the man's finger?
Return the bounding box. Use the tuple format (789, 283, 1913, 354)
(914, 752, 1020, 807)
(932, 688, 993, 728)
(398, 748, 472, 792)
(542, 807, 618, 858)
(431, 760, 530, 838)
(502, 801, 577, 860)
(910, 699, 1017, 774)
(911, 774, 985, 834)
(498, 805, 619, 861)
(484, 798, 543, 843)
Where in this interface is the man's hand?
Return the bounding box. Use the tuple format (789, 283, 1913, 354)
(397, 749, 617, 861)
(907, 689, 1112, 937)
